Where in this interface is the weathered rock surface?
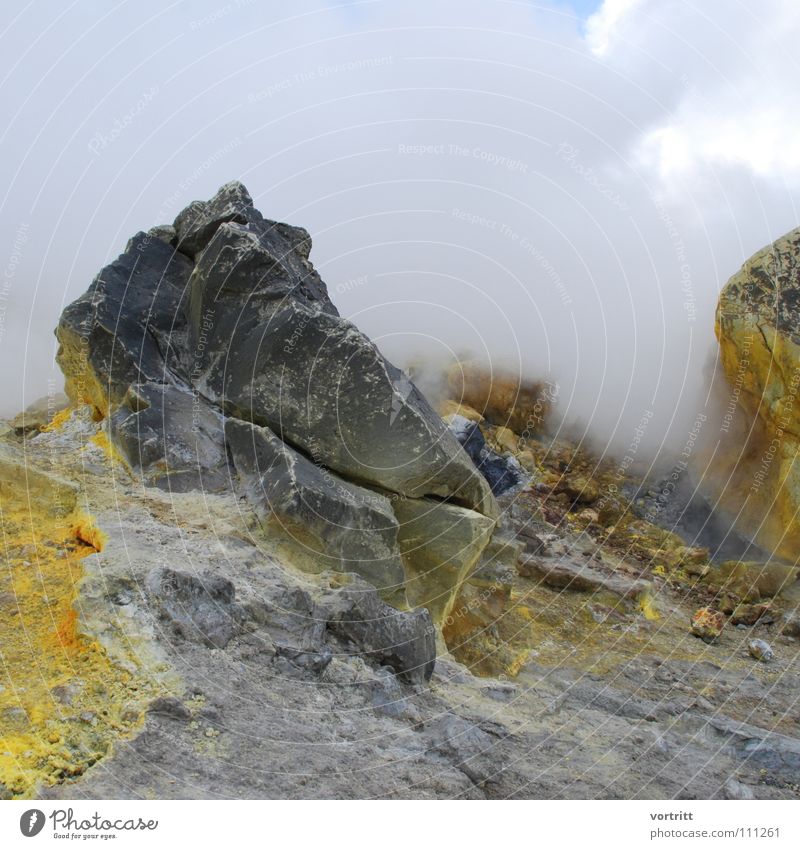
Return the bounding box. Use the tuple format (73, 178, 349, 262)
(323, 576, 436, 684)
(5, 400, 800, 801)
(0, 442, 78, 515)
(110, 383, 228, 491)
(146, 566, 244, 649)
(193, 295, 496, 515)
(56, 232, 193, 416)
(174, 180, 259, 259)
(10, 392, 69, 432)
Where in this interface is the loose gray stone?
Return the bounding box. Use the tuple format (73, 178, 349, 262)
(146, 566, 244, 649)
(323, 576, 437, 684)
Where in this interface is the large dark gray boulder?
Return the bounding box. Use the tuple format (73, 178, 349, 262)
(55, 181, 497, 633)
(192, 293, 496, 516)
(57, 181, 494, 517)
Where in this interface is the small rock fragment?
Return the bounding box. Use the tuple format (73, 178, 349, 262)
(691, 607, 724, 641)
(684, 560, 711, 578)
(748, 639, 774, 663)
(724, 778, 754, 800)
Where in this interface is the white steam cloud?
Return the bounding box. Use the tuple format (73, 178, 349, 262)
(0, 0, 798, 463)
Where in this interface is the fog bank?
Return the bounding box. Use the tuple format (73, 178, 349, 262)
(1, 0, 798, 464)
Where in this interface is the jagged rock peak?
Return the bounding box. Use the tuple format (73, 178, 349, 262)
(55, 181, 497, 614)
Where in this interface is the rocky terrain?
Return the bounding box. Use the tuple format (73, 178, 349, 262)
(1, 184, 799, 800)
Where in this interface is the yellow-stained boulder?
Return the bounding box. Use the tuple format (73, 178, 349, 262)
(492, 425, 519, 454)
(0, 443, 78, 518)
(714, 226, 800, 560)
(394, 498, 495, 624)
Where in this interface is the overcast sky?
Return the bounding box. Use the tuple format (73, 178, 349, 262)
(1, 0, 798, 460)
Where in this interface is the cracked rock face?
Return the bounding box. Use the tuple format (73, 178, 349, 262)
(225, 417, 407, 605)
(55, 181, 496, 623)
(714, 226, 800, 558)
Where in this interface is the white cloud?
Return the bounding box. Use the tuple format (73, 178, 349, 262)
(588, 0, 800, 185)
(638, 107, 800, 183)
(584, 0, 644, 56)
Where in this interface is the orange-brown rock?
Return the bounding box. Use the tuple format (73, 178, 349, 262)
(691, 607, 724, 641)
(446, 360, 555, 436)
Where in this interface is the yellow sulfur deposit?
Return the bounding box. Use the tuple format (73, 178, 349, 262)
(39, 407, 73, 434)
(89, 429, 130, 470)
(638, 591, 661, 622)
(0, 495, 149, 798)
(71, 515, 107, 553)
